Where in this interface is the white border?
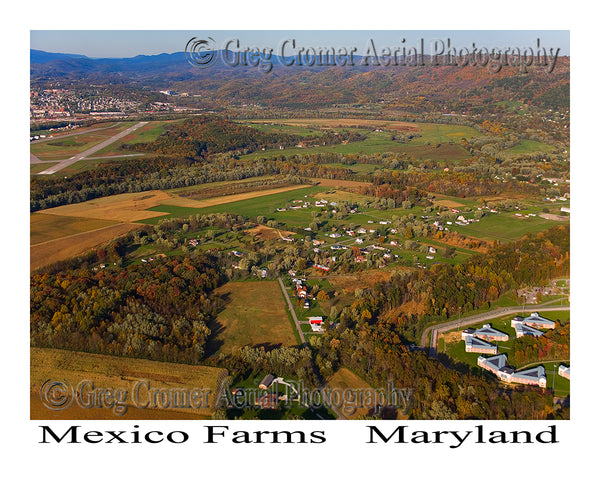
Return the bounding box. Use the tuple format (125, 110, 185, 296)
(3, 0, 595, 477)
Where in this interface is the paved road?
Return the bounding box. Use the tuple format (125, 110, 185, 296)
(36, 122, 147, 175)
(421, 304, 570, 357)
(30, 122, 122, 144)
(30, 153, 43, 164)
(277, 274, 306, 345)
(83, 153, 145, 161)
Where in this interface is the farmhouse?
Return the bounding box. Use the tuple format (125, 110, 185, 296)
(257, 393, 278, 409)
(558, 365, 570, 380)
(309, 317, 324, 332)
(313, 264, 330, 272)
(259, 374, 275, 389)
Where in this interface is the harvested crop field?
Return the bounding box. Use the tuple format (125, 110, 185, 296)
(30, 223, 140, 271)
(30, 347, 227, 420)
(31, 213, 119, 245)
(310, 178, 372, 188)
(433, 198, 468, 208)
(328, 270, 403, 294)
(208, 281, 298, 356)
(39, 190, 174, 222)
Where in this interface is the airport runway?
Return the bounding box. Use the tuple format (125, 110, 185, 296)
(36, 121, 148, 175)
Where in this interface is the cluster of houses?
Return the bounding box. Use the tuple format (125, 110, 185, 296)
(461, 313, 562, 389)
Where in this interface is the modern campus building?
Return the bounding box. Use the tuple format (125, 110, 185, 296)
(512, 312, 556, 329)
(461, 324, 508, 353)
(467, 324, 510, 342)
(463, 332, 498, 354)
(512, 322, 544, 338)
(477, 354, 547, 388)
(558, 364, 571, 380)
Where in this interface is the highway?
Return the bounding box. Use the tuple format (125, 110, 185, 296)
(421, 303, 570, 357)
(36, 121, 148, 175)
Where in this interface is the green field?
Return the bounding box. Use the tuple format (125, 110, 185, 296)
(208, 280, 298, 356)
(93, 121, 170, 156)
(30, 122, 136, 160)
(408, 123, 482, 145)
(452, 213, 565, 242)
(30, 162, 59, 174)
(239, 122, 478, 162)
(139, 185, 326, 225)
(504, 140, 557, 155)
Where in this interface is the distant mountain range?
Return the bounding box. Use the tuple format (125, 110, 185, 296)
(30, 49, 570, 110)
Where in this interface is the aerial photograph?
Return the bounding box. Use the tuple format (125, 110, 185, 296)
(29, 30, 570, 421)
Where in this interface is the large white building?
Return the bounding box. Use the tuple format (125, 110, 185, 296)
(477, 354, 547, 388)
(558, 364, 570, 380)
(462, 333, 498, 354)
(511, 312, 556, 337)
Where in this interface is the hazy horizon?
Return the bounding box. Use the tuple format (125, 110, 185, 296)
(30, 30, 570, 59)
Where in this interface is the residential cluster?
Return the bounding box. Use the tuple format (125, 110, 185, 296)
(30, 88, 144, 118)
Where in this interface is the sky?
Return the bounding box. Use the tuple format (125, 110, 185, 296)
(30, 30, 569, 58)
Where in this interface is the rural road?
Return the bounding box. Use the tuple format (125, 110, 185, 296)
(36, 121, 148, 175)
(421, 304, 570, 357)
(277, 274, 306, 345)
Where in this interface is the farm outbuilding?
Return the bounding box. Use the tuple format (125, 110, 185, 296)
(259, 374, 275, 389)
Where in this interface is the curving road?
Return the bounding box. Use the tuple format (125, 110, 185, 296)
(421, 304, 570, 357)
